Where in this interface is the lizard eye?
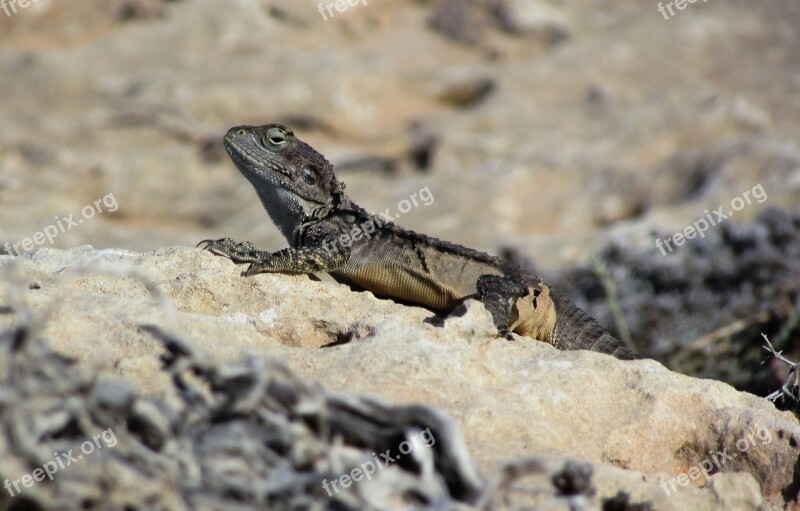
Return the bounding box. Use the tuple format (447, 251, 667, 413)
(263, 127, 289, 147)
(301, 166, 317, 185)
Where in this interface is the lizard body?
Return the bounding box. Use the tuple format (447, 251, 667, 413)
(200, 124, 641, 360)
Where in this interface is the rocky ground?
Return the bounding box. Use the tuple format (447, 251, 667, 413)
(1, 0, 800, 509)
(1, 247, 799, 510)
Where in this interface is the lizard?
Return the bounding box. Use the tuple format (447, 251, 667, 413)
(198, 124, 642, 360)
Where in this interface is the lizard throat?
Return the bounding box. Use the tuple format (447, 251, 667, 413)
(256, 187, 308, 243)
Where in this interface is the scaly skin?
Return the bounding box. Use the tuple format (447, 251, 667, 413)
(199, 124, 641, 360)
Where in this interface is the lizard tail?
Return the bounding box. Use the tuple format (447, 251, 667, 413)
(550, 292, 642, 360)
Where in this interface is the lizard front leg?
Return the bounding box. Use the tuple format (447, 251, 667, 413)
(243, 245, 349, 276)
(198, 238, 349, 276)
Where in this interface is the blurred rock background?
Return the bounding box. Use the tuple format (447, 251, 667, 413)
(1, 1, 799, 400)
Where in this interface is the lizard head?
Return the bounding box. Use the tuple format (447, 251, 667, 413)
(223, 124, 344, 219)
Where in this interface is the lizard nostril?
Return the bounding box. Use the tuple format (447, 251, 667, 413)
(237, 130, 246, 136)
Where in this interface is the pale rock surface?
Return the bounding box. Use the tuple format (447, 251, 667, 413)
(1, 246, 798, 510)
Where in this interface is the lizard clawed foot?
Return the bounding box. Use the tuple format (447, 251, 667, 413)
(197, 238, 264, 264)
(197, 237, 240, 259)
(197, 237, 229, 252)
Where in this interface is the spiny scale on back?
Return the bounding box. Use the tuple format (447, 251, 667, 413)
(200, 124, 642, 360)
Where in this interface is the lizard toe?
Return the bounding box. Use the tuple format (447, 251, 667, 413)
(196, 238, 228, 250)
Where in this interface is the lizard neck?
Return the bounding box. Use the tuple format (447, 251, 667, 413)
(256, 187, 307, 243)
(256, 186, 349, 245)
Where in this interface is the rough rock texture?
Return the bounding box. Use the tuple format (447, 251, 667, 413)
(0, 299, 487, 510)
(1, 247, 799, 510)
(1, 0, 799, 414)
